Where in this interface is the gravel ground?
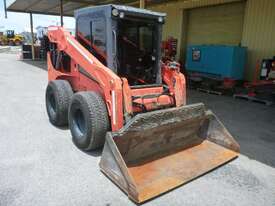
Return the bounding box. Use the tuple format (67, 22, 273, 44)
(0, 53, 275, 206)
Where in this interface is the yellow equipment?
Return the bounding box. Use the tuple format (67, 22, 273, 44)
(0, 30, 24, 46)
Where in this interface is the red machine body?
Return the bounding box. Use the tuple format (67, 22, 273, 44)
(45, 5, 239, 203)
(47, 27, 186, 132)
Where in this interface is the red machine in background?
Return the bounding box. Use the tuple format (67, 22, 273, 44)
(260, 57, 275, 80)
(234, 57, 275, 105)
(161, 36, 178, 61)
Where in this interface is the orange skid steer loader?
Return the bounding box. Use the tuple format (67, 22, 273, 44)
(45, 5, 239, 203)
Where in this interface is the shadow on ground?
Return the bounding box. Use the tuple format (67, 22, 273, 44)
(187, 89, 275, 168)
(21, 59, 47, 71)
(53, 125, 102, 157)
(85, 149, 102, 157)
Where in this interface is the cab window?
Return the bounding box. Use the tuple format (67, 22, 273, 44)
(77, 16, 107, 65)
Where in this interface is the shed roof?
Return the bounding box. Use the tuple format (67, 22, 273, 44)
(7, 0, 170, 16)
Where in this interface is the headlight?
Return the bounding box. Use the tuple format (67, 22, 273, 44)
(112, 9, 119, 17)
(119, 12, 125, 18)
(158, 17, 163, 23)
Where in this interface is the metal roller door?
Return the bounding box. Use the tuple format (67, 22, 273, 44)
(187, 2, 245, 46)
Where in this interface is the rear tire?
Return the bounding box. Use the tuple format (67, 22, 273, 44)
(69, 92, 110, 151)
(46, 80, 73, 126)
(15, 40, 21, 46)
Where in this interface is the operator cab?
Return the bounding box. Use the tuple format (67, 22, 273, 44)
(75, 5, 165, 86)
(6, 30, 15, 38)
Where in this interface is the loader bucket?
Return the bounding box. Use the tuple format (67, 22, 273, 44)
(99, 103, 239, 203)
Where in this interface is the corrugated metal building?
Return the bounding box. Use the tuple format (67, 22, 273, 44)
(242, 0, 275, 80)
(7, 0, 274, 80)
(149, 0, 275, 81)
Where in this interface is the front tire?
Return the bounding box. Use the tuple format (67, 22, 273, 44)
(45, 80, 73, 126)
(15, 40, 21, 46)
(8, 41, 15, 46)
(69, 92, 110, 151)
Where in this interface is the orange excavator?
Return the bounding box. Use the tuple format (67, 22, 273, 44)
(45, 5, 239, 203)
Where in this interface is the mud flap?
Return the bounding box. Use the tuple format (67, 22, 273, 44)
(99, 103, 239, 203)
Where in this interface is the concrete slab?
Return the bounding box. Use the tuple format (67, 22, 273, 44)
(0, 53, 274, 206)
(188, 89, 275, 168)
(0, 46, 21, 54)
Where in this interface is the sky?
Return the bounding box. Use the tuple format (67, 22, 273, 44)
(0, 0, 75, 33)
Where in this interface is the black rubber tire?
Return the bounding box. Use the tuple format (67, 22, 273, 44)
(15, 40, 21, 46)
(68, 92, 110, 151)
(46, 80, 73, 126)
(8, 41, 14, 46)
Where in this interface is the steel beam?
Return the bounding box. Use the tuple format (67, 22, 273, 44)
(140, 0, 145, 8)
(3, 0, 7, 18)
(30, 12, 35, 60)
(60, 0, 64, 26)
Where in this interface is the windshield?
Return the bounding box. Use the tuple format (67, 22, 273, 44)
(122, 22, 153, 53)
(117, 19, 158, 85)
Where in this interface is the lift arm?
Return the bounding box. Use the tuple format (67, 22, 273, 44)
(47, 26, 124, 131)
